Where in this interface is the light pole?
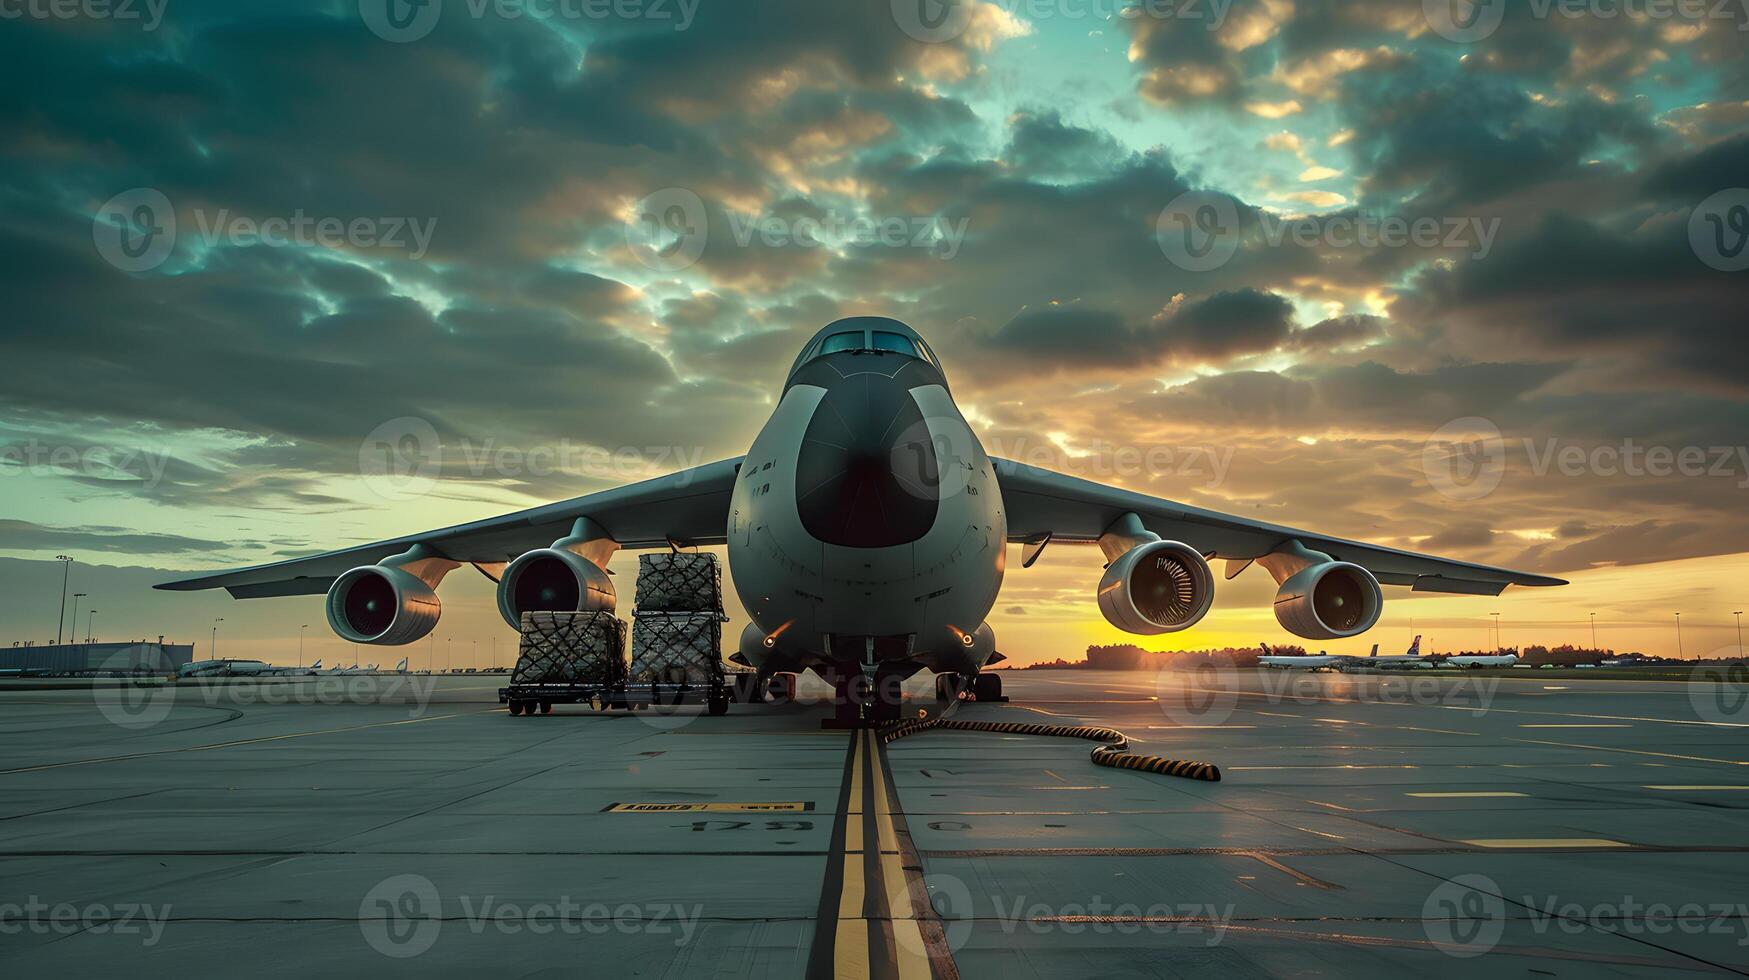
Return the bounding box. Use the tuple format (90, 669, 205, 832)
(1491, 612, 1501, 652)
(54, 555, 73, 644)
(211, 618, 224, 658)
(472, 639, 477, 671)
(1735, 611, 1744, 656)
(86, 609, 97, 643)
(1589, 612, 1597, 651)
(446, 637, 452, 675)
(70, 594, 87, 645)
(1675, 612, 1684, 659)
(299, 624, 309, 666)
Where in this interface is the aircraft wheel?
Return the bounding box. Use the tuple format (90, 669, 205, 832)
(971, 673, 1002, 701)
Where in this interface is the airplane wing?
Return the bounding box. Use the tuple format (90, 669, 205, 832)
(992, 458, 1564, 594)
(156, 457, 745, 599)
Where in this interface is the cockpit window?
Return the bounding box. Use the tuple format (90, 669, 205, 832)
(871, 331, 917, 356)
(914, 337, 941, 369)
(819, 331, 865, 355)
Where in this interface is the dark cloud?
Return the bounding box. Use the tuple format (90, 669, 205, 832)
(0, 520, 231, 556)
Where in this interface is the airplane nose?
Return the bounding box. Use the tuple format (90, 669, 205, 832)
(795, 370, 940, 548)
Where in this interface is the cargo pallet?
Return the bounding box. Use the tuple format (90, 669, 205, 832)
(498, 672, 762, 717)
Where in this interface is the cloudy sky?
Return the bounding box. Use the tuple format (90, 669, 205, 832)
(3, 0, 1747, 665)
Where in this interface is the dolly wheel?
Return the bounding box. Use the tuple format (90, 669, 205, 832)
(708, 691, 729, 716)
(507, 701, 524, 716)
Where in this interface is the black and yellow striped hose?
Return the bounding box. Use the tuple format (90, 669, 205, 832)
(879, 717, 1221, 782)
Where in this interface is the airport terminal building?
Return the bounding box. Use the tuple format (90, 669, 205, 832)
(0, 641, 195, 675)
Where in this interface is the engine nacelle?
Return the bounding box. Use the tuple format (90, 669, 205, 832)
(496, 548, 616, 630)
(1097, 540, 1215, 635)
(1273, 561, 1382, 640)
(326, 565, 441, 646)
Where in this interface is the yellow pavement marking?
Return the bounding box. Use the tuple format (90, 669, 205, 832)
(1645, 785, 1749, 791)
(838, 853, 866, 919)
(1462, 838, 1628, 848)
(1407, 791, 1527, 798)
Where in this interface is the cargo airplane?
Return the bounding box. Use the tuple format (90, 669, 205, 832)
(159, 317, 1563, 723)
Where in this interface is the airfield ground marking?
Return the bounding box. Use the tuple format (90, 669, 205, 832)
(0, 710, 493, 775)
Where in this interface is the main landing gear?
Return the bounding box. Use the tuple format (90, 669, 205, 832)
(822, 669, 907, 728)
(935, 672, 1005, 703)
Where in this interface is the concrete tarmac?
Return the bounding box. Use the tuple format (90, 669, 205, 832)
(1, 668, 1746, 977)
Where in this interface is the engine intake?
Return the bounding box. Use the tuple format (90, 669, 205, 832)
(1273, 561, 1382, 640)
(326, 566, 441, 645)
(1097, 540, 1214, 635)
(496, 548, 615, 630)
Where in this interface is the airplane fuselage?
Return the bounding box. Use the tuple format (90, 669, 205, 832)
(726, 340, 1006, 678)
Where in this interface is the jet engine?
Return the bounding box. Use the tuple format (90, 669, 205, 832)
(1097, 540, 1215, 635)
(496, 545, 616, 629)
(326, 565, 441, 646)
(1272, 561, 1382, 640)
